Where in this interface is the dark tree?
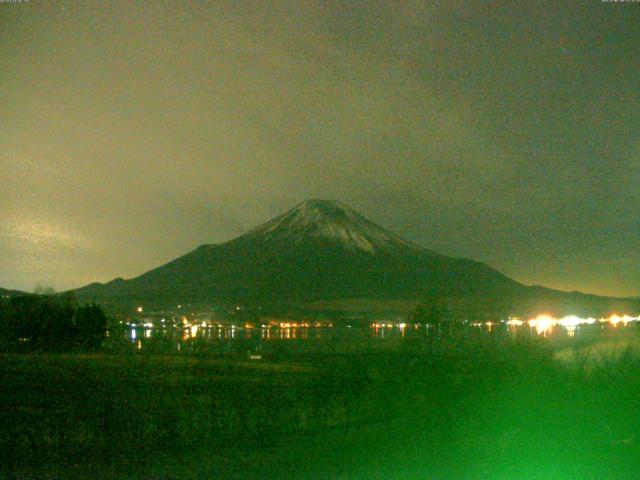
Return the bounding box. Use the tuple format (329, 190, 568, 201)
(74, 303, 108, 350)
(7, 294, 75, 351)
(0, 293, 107, 352)
(0, 297, 9, 348)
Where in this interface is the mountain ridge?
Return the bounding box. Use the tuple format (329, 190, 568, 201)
(0, 287, 28, 298)
(71, 200, 638, 317)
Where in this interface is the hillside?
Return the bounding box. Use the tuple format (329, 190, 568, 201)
(72, 200, 638, 317)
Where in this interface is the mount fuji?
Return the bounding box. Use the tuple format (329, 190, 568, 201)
(72, 200, 637, 316)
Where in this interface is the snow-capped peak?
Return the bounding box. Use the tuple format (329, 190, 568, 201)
(238, 199, 431, 254)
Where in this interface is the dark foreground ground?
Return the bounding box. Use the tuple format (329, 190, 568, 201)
(1, 333, 640, 479)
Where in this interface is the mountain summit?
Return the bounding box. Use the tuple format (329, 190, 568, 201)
(232, 199, 436, 256)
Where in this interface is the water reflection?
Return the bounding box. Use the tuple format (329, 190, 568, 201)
(528, 314, 555, 336)
(111, 313, 640, 353)
(525, 314, 637, 337)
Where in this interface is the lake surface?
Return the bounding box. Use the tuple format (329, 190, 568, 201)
(107, 315, 640, 356)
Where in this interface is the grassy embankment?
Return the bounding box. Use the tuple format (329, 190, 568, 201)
(1, 330, 640, 479)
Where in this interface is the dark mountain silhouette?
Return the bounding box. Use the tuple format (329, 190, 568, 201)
(72, 200, 638, 317)
(0, 287, 28, 298)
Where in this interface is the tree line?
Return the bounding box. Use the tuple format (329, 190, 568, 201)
(0, 292, 107, 352)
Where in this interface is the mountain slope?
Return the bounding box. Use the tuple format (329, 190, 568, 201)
(72, 200, 637, 316)
(0, 287, 28, 298)
(74, 200, 520, 305)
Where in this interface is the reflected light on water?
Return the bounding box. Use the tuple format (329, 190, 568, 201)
(120, 312, 640, 351)
(558, 315, 580, 329)
(399, 323, 406, 338)
(528, 315, 555, 336)
(606, 314, 636, 327)
(526, 313, 639, 336)
(608, 315, 622, 326)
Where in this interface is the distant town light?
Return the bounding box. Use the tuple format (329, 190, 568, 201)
(136, 306, 143, 313)
(524, 313, 640, 335)
(528, 314, 555, 336)
(558, 316, 581, 329)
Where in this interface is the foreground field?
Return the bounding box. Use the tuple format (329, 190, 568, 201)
(1, 335, 640, 479)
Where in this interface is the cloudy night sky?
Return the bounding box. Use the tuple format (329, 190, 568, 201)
(1, 1, 639, 297)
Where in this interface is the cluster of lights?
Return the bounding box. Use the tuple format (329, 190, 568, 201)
(508, 314, 640, 335)
(278, 322, 308, 328)
(128, 305, 639, 340)
(272, 321, 332, 328)
(127, 317, 336, 331)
